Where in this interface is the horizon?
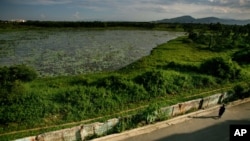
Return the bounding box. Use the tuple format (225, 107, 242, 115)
(1, 0, 250, 21)
(2, 15, 250, 23)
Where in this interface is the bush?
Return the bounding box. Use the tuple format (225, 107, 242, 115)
(0, 92, 45, 124)
(97, 75, 148, 102)
(200, 57, 241, 80)
(134, 71, 166, 97)
(191, 75, 216, 88)
(232, 49, 250, 64)
(166, 61, 199, 72)
(96, 75, 129, 90)
(224, 84, 250, 103)
(140, 104, 160, 124)
(8, 65, 38, 82)
(233, 84, 250, 99)
(188, 32, 198, 41)
(0, 65, 37, 84)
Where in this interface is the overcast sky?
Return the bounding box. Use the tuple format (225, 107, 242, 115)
(0, 0, 250, 21)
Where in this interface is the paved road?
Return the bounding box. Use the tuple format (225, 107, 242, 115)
(122, 102, 250, 141)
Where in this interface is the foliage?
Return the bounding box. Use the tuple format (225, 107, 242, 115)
(0, 65, 38, 107)
(187, 23, 250, 52)
(0, 65, 37, 84)
(166, 61, 199, 72)
(134, 71, 166, 97)
(232, 48, 250, 64)
(98, 75, 148, 102)
(0, 91, 45, 124)
(139, 104, 160, 124)
(114, 104, 160, 133)
(200, 57, 241, 80)
(224, 84, 250, 103)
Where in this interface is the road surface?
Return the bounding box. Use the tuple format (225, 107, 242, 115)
(122, 102, 250, 141)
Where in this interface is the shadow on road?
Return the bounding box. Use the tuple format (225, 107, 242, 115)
(156, 119, 250, 141)
(188, 115, 219, 119)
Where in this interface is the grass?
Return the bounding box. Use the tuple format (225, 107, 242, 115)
(119, 36, 238, 74)
(0, 82, 239, 141)
(1, 31, 250, 140)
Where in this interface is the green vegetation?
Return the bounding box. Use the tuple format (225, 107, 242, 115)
(0, 20, 183, 31)
(200, 57, 241, 80)
(0, 23, 250, 140)
(233, 49, 250, 64)
(224, 83, 250, 103)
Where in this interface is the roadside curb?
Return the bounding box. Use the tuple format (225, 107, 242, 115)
(92, 97, 250, 141)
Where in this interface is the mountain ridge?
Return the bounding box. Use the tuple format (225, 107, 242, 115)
(156, 15, 250, 25)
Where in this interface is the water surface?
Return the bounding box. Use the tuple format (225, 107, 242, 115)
(0, 30, 184, 76)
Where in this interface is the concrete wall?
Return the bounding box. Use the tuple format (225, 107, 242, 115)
(171, 98, 202, 116)
(15, 92, 228, 141)
(16, 119, 119, 141)
(15, 136, 36, 141)
(160, 106, 173, 117)
(160, 92, 228, 117)
(36, 126, 82, 141)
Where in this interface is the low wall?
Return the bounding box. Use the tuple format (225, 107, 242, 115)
(160, 92, 228, 118)
(170, 98, 202, 116)
(16, 119, 119, 141)
(15, 92, 228, 141)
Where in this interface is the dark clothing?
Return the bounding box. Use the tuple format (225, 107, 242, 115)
(218, 105, 225, 117)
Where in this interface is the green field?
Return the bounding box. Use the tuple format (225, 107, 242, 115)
(1, 23, 250, 140)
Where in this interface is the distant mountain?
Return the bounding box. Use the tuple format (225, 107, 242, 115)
(156, 15, 250, 25)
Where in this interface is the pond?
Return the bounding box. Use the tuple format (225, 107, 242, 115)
(0, 29, 184, 76)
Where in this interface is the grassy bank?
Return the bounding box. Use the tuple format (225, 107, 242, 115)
(1, 25, 250, 140)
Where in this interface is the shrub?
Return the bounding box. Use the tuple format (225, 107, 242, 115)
(97, 75, 148, 102)
(0, 92, 45, 124)
(232, 48, 250, 64)
(140, 104, 160, 124)
(0, 65, 37, 84)
(200, 57, 241, 80)
(224, 84, 250, 103)
(96, 75, 129, 90)
(233, 84, 250, 99)
(188, 32, 198, 41)
(56, 87, 94, 119)
(0, 80, 27, 106)
(191, 75, 216, 88)
(166, 61, 199, 72)
(134, 70, 166, 97)
(8, 65, 38, 82)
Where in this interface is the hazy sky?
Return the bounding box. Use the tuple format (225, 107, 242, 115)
(1, 0, 250, 21)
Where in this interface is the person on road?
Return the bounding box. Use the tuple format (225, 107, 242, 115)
(218, 104, 226, 118)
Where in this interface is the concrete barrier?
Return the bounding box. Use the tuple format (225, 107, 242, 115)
(94, 118, 119, 136)
(15, 92, 228, 141)
(26, 119, 119, 141)
(36, 126, 81, 141)
(80, 123, 96, 140)
(180, 99, 201, 113)
(171, 99, 202, 116)
(160, 106, 173, 117)
(15, 136, 36, 141)
(164, 93, 227, 118)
